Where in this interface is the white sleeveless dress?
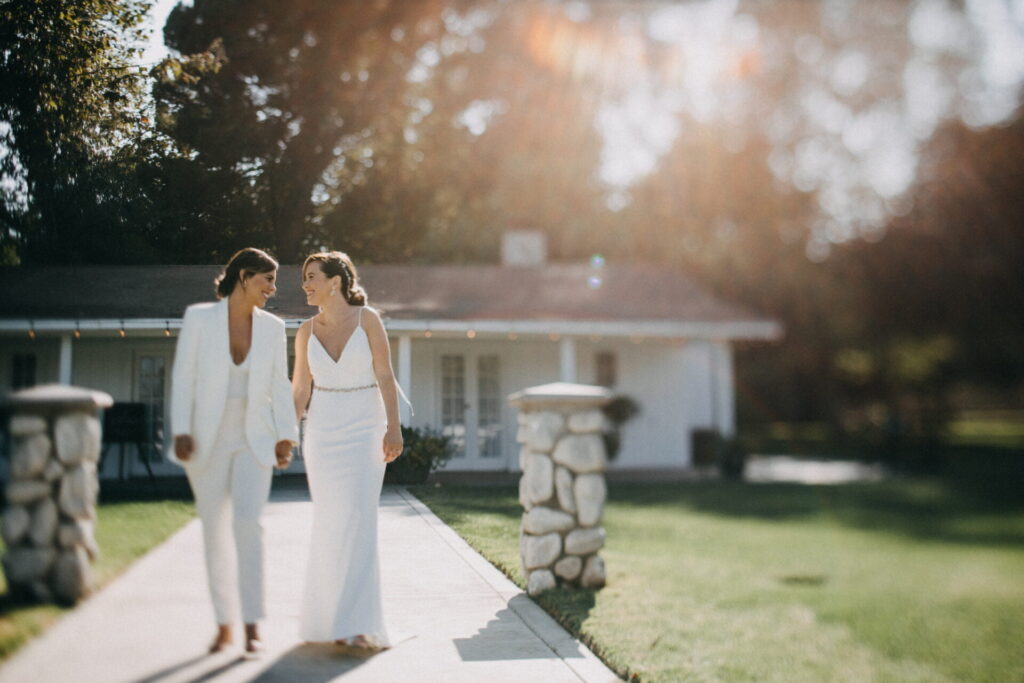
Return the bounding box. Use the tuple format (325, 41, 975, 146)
(299, 308, 390, 646)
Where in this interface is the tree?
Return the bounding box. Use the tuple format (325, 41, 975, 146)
(158, 0, 498, 261)
(0, 0, 154, 264)
(830, 111, 1024, 431)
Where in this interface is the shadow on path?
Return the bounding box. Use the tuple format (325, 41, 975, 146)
(130, 653, 243, 683)
(250, 643, 373, 683)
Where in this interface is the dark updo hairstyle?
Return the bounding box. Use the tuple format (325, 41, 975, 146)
(214, 248, 279, 299)
(302, 250, 367, 306)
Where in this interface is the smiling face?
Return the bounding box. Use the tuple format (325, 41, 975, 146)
(241, 268, 278, 308)
(302, 261, 340, 307)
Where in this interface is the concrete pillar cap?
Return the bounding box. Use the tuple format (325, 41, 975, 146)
(3, 384, 114, 412)
(508, 382, 612, 410)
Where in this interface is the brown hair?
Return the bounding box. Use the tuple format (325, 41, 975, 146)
(214, 248, 279, 299)
(302, 250, 367, 306)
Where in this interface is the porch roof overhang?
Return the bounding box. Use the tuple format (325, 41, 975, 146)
(0, 316, 782, 341)
(0, 263, 784, 342)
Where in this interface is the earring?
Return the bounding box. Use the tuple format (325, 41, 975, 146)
(330, 287, 337, 296)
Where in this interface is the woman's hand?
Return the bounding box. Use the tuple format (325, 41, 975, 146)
(274, 440, 295, 469)
(174, 434, 195, 461)
(383, 427, 403, 463)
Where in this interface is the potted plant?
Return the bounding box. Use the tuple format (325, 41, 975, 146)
(602, 395, 640, 460)
(385, 425, 455, 485)
(718, 437, 748, 479)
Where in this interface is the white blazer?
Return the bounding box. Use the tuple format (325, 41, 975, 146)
(168, 298, 299, 470)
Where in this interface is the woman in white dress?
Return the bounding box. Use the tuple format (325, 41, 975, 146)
(291, 250, 404, 648)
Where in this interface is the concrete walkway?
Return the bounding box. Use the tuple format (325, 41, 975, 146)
(1, 485, 618, 683)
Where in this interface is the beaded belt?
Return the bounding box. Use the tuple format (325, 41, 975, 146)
(313, 382, 378, 393)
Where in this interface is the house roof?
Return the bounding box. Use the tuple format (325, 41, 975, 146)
(0, 264, 782, 340)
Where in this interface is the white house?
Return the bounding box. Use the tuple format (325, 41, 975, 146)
(0, 241, 781, 478)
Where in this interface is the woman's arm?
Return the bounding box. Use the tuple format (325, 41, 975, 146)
(270, 321, 300, 451)
(169, 306, 201, 461)
(292, 320, 314, 423)
(364, 308, 404, 462)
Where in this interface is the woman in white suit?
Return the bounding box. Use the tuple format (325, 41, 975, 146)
(169, 247, 299, 656)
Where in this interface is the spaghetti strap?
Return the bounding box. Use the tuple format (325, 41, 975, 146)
(357, 306, 363, 328)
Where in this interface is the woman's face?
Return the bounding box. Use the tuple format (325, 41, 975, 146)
(241, 268, 278, 308)
(302, 262, 339, 307)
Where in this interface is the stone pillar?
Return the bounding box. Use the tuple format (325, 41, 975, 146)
(2, 384, 112, 605)
(509, 382, 612, 596)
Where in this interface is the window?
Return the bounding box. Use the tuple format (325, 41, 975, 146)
(595, 351, 617, 388)
(440, 354, 466, 457)
(477, 355, 502, 458)
(135, 355, 167, 450)
(12, 354, 36, 390)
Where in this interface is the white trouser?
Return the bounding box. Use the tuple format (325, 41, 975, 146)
(185, 398, 273, 625)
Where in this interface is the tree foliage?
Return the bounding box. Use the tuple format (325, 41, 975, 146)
(1, 0, 1021, 429)
(0, 0, 156, 263)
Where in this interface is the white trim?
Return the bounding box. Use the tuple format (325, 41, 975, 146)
(1, 317, 782, 341)
(712, 341, 736, 437)
(0, 319, 182, 335)
(58, 335, 73, 384)
(559, 337, 576, 383)
(397, 335, 412, 423)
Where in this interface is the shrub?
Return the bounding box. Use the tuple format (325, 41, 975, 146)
(691, 429, 748, 478)
(602, 395, 641, 460)
(718, 437, 748, 479)
(385, 425, 455, 484)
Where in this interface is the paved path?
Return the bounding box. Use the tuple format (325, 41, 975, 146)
(1, 486, 618, 683)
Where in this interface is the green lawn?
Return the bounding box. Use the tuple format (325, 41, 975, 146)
(948, 411, 1024, 448)
(0, 500, 195, 661)
(411, 479, 1024, 682)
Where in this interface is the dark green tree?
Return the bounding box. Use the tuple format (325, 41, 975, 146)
(158, 0, 497, 261)
(0, 0, 155, 264)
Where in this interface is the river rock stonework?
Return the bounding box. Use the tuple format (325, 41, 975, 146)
(509, 382, 613, 595)
(2, 385, 111, 605)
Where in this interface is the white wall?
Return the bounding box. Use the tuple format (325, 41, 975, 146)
(73, 337, 182, 478)
(576, 339, 693, 469)
(394, 335, 735, 472)
(2, 331, 738, 476)
(406, 336, 560, 472)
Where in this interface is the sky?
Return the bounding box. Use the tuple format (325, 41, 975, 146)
(139, 0, 182, 67)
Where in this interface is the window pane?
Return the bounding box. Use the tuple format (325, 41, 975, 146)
(440, 354, 466, 457)
(478, 355, 502, 458)
(135, 355, 167, 455)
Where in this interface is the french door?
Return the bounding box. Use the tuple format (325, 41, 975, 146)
(440, 352, 505, 470)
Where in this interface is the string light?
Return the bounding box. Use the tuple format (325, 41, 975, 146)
(467, 330, 476, 339)
(28, 320, 35, 340)
(119, 320, 126, 338)
(549, 333, 561, 342)
(74, 320, 81, 339)
(164, 320, 171, 337)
